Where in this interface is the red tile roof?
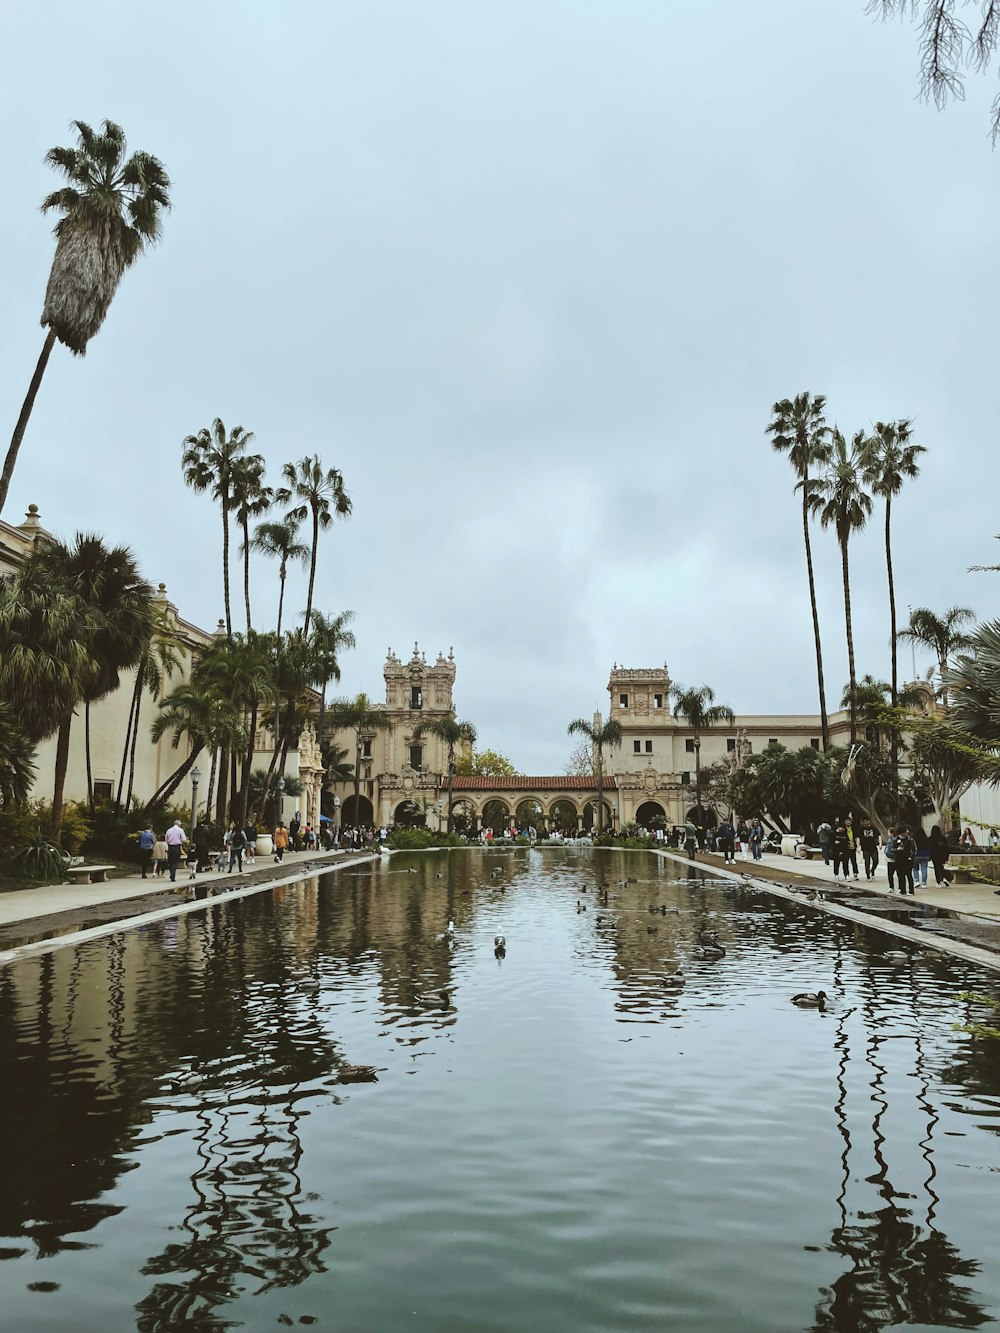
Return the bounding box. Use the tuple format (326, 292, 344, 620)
(450, 776, 615, 791)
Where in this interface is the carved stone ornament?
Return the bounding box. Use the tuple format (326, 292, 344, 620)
(642, 766, 659, 794)
(632, 694, 650, 716)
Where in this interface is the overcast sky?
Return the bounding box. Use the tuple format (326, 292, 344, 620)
(2, 1, 998, 772)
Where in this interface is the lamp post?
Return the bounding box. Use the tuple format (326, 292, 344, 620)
(277, 775, 286, 828)
(333, 794, 341, 836)
(190, 765, 201, 870)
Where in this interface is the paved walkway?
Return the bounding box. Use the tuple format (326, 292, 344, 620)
(688, 846, 1000, 920)
(0, 849, 365, 928)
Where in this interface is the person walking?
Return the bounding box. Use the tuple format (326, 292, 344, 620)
(138, 826, 155, 879)
(895, 825, 916, 895)
(817, 820, 833, 866)
(192, 820, 211, 873)
(684, 818, 698, 860)
(913, 825, 931, 887)
(843, 817, 860, 880)
(884, 827, 897, 893)
(831, 823, 850, 881)
(736, 820, 750, 861)
(929, 825, 952, 886)
(273, 821, 289, 862)
(748, 818, 764, 862)
(152, 832, 168, 879)
(165, 820, 187, 883)
(717, 817, 736, 864)
(227, 823, 247, 873)
(859, 820, 880, 881)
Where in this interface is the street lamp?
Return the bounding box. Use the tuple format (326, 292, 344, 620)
(190, 765, 201, 870)
(333, 794, 341, 833)
(277, 775, 286, 827)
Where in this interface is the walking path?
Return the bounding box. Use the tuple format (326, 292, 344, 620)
(688, 845, 1000, 920)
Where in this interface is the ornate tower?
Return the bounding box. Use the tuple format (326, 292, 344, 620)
(383, 642, 456, 718)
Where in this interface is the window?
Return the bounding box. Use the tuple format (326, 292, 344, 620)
(410, 686, 422, 709)
(653, 693, 663, 709)
(619, 693, 629, 708)
(634, 740, 642, 754)
(681, 771, 691, 785)
(645, 740, 653, 753)
(810, 738, 820, 750)
(768, 738, 778, 748)
(727, 738, 736, 752)
(409, 744, 423, 769)
(685, 739, 695, 753)
(93, 780, 113, 804)
(362, 739, 373, 758)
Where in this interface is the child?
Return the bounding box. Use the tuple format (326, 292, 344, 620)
(152, 834, 168, 879)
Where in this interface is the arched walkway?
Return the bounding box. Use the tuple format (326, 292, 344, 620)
(548, 798, 580, 831)
(686, 805, 718, 829)
(636, 800, 668, 830)
(394, 799, 426, 827)
(515, 799, 544, 833)
(482, 799, 512, 833)
(341, 794, 374, 826)
(450, 797, 478, 835)
(582, 799, 614, 832)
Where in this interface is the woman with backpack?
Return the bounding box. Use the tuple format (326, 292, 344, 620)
(893, 826, 916, 895)
(929, 825, 952, 886)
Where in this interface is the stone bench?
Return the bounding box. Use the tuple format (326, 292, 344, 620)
(779, 835, 822, 860)
(66, 864, 116, 886)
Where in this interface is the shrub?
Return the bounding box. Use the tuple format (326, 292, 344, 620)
(6, 835, 66, 881)
(0, 799, 91, 856)
(385, 827, 465, 850)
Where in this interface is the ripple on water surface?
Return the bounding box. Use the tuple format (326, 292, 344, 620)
(0, 847, 999, 1332)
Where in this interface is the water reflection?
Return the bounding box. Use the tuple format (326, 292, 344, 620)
(1, 849, 999, 1332)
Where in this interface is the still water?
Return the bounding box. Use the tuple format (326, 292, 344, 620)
(1, 848, 999, 1332)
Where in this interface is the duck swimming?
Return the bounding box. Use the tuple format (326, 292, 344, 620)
(169, 1071, 203, 1092)
(791, 991, 828, 1008)
(494, 935, 506, 958)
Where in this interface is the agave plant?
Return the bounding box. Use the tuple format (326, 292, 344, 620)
(7, 835, 67, 880)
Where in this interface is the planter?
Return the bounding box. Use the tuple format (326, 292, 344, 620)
(255, 834, 274, 858)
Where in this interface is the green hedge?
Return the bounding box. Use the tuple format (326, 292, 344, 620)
(385, 828, 466, 850)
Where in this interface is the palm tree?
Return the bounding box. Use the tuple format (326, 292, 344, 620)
(413, 716, 478, 833)
(146, 681, 247, 813)
(325, 693, 394, 825)
(116, 605, 183, 810)
(275, 456, 352, 634)
(232, 455, 272, 633)
(251, 516, 309, 635)
(943, 622, 1000, 747)
(898, 606, 976, 708)
(670, 684, 735, 824)
(807, 429, 873, 745)
(2, 533, 154, 839)
(0, 702, 36, 807)
(197, 633, 277, 829)
(307, 609, 356, 740)
(767, 392, 833, 750)
(861, 420, 925, 718)
(566, 714, 623, 835)
(182, 419, 254, 638)
(1, 120, 170, 516)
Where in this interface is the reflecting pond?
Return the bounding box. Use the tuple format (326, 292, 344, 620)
(2, 848, 1000, 1331)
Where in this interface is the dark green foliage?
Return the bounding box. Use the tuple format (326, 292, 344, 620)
(385, 827, 464, 850)
(6, 835, 66, 880)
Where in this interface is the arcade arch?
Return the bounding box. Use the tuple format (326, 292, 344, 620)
(635, 800, 668, 829)
(341, 794, 374, 826)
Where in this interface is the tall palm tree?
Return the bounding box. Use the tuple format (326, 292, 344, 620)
(767, 392, 833, 750)
(807, 430, 873, 745)
(898, 606, 976, 708)
(251, 515, 309, 635)
(943, 621, 1000, 745)
(413, 716, 478, 833)
(670, 684, 735, 824)
(2, 120, 170, 516)
(325, 693, 394, 826)
(566, 714, 623, 835)
(232, 455, 272, 633)
(197, 632, 278, 829)
(861, 420, 925, 715)
(182, 419, 254, 638)
(275, 456, 352, 635)
(307, 609, 356, 741)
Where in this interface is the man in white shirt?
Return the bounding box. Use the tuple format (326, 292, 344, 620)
(165, 820, 187, 882)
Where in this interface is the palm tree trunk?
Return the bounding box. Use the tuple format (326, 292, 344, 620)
(802, 489, 830, 750)
(116, 663, 144, 808)
(885, 495, 899, 807)
(595, 746, 604, 835)
(0, 328, 57, 518)
(694, 736, 702, 822)
(841, 538, 858, 745)
(242, 516, 252, 633)
(446, 746, 455, 834)
(206, 745, 218, 821)
(216, 744, 229, 824)
(51, 710, 72, 844)
(277, 562, 286, 636)
(237, 702, 258, 828)
(145, 745, 203, 812)
(304, 508, 318, 635)
(85, 700, 94, 813)
(124, 691, 144, 810)
(353, 740, 361, 827)
(222, 494, 232, 639)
